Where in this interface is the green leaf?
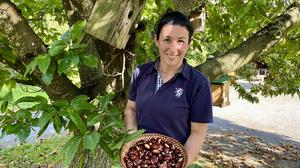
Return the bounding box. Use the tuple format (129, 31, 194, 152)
(296, 53, 300, 64)
(1, 100, 8, 112)
(71, 20, 87, 43)
(18, 127, 31, 143)
(31, 103, 51, 111)
(4, 124, 21, 135)
(66, 120, 77, 132)
(87, 115, 103, 126)
(4, 79, 16, 90)
(70, 43, 87, 50)
(98, 93, 114, 111)
(0, 44, 16, 63)
(42, 72, 53, 85)
(80, 53, 98, 68)
(71, 101, 95, 111)
(52, 99, 69, 108)
(70, 95, 95, 111)
(67, 108, 87, 134)
(166, 0, 174, 9)
(61, 30, 71, 41)
(124, 129, 144, 142)
(15, 96, 48, 105)
(4, 91, 13, 101)
(16, 109, 32, 119)
(48, 42, 66, 57)
(0, 70, 11, 79)
(83, 132, 100, 151)
(24, 57, 38, 76)
(57, 59, 71, 75)
(67, 51, 80, 65)
(35, 95, 49, 104)
(53, 115, 62, 133)
(62, 136, 82, 168)
(154, 0, 162, 8)
(31, 118, 39, 127)
(109, 140, 123, 150)
(71, 95, 89, 104)
(0, 83, 3, 91)
(37, 54, 51, 74)
(39, 111, 55, 131)
(37, 122, 50, 137)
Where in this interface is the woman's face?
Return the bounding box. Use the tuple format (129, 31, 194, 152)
(155, 24, 190, 68)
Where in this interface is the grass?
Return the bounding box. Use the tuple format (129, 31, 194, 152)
(0, 134, 219, 168)
(0, 134, 69, 168)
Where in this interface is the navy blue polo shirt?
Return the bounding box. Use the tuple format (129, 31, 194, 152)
(128, 59, 213, 144)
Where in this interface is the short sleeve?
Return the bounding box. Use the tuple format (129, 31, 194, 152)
(128, 68, 141, 101)
(189, 77, 213, 123)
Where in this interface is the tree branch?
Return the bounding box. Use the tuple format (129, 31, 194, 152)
(61, 0, 95, 25)
(13, 78, 36, 86)
(173, 0, 202, 15)
(196, 2, 300, 81)
(0, 0, 47, 61)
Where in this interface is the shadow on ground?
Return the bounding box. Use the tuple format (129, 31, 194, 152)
(201, 117, 300, 168)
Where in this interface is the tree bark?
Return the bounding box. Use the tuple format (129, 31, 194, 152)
(69, 146, 112, 168)
(173, 0, 201, 15)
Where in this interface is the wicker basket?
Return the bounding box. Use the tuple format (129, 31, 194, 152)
(120, 133, 187, 168)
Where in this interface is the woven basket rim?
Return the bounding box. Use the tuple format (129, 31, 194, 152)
(120, 133, 187, 168)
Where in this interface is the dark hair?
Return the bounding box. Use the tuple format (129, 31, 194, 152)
(156, 11, 194, 43)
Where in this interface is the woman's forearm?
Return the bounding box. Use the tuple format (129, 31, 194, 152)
(184, 123, 208, 167)
(124, 100, 137, 133)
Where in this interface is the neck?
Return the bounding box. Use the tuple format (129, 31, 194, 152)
(158, 62, 182, 75)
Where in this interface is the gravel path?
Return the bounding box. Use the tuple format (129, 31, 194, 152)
(209, 81, 300, 148)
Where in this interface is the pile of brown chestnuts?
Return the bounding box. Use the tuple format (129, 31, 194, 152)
(123, 137, 186, 168)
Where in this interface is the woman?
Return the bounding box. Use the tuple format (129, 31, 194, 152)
(124, 11, 213, 166)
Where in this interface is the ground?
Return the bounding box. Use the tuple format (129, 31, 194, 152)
(201, 130, 300, 168)
(201, 81, 300, 168)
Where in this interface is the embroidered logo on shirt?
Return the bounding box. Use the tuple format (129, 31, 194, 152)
(175, 88, 184, 98)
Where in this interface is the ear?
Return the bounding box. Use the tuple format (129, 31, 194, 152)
(188, 41, 192, 48)
(188, 39, 192, 48)
(154, 34, 159, 47)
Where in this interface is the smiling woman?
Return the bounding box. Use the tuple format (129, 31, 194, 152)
(124, 11, 213, 167)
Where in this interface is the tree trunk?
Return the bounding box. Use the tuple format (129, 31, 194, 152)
(70, 146, 112, 168)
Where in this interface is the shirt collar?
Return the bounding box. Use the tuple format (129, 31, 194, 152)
(148, 58, 190, 80)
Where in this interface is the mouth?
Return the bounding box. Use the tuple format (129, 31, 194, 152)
(166, 54, 177, 60)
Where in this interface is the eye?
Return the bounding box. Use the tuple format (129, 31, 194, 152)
(178, 40, 185, 44)
(163, 38, 171, 43)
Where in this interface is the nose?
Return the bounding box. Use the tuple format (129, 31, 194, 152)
(168, 41, 180, 54)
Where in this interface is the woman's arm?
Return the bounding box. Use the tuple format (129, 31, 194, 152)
(124, 99, 137, 134)
(184, 122, 208, 167)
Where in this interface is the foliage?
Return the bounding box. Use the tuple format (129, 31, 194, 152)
(12, 0, 67, 43)
(202, 0, 300, 101)
(24, 20, 98, 86)
(0, 84, 143, 167)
